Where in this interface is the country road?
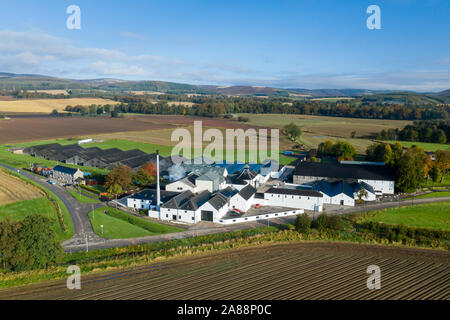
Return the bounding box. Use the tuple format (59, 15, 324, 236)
(1, 162, 449, 253)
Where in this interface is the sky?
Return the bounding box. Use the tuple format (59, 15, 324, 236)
(0, 0, 449, 91)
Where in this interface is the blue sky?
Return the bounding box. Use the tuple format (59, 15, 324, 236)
(0, 0, 448, 91)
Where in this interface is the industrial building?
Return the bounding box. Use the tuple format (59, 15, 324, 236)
(23, 143, 173, 171)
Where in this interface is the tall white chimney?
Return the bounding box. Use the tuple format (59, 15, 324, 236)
(156, 150, 161, 212)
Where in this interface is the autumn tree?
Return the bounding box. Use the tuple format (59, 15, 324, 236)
(434, 149, 450, 183)
(105, 164, 133, 194)
(133, 162, 157, 186)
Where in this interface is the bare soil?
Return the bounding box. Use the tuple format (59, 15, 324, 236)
(1, 242, 448, 300)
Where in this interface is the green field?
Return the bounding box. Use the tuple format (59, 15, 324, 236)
(385, 140, 450, 152)
(362, 202, 450, 231)
(1, 167, 74, 240)
(2, 137, 295, 168)
(66, 188, 100, 203)
(407, 191, 450, 199)
(0, 198, 69, 241)
(88, 207, 183, 239)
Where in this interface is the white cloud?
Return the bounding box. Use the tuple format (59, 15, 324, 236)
(0, 29, 448, 91)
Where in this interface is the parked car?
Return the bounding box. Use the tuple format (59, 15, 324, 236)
(254, 204, 261, 209)
(47, 179, 56, 185)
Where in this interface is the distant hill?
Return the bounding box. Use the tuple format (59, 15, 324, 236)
(434, 89, 450, 99)
(0, 72, 447, 101)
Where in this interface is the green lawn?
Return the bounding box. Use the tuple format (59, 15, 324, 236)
(66, 188, 100, 203)
(363, 202, 450, 231)
(407, 191, 450, 199)
(88, 207, 183, 239)
(385, 140, 450, 152)
(0, 198, 69, 241)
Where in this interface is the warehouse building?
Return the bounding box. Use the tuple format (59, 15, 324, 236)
(293, 162, 395, 195)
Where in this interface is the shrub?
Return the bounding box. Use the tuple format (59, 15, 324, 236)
(326, 215, 344, 231)
(238, 116, 249, 122)
(311, 213, 327, 230)
(295, 214, 312, 233)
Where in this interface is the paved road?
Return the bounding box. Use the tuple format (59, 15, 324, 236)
(2, 162, 449, 253)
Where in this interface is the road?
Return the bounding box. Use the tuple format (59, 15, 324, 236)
(1, 162, 449, 253)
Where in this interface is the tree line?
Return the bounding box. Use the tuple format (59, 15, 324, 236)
(376, 120, 450, 144)
(63, 95, 450, 121)
(366, 142, 450, 191)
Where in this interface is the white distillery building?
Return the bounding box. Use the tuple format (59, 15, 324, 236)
(263, 187, 324, 211)
(293, 162, 395, 195)
(302, 180, 377, 207)
(126, 189, 179, 210)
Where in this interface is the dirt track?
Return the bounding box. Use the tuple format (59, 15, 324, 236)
(1, 242, 448, 300)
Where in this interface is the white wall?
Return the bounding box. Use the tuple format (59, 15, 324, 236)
(196, 179, 213, 192)
(358, 179, 394, 195)
(264, 192, 323, 211)
(166, 180, 196, 193)
(229, 194, 255, 212)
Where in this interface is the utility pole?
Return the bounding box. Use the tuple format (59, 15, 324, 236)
(85, 234, 89, 252)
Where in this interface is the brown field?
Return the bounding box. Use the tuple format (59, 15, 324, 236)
(1, 242, 448, 300)
(0, 169, 43, 206)
(32, 90, 70, 95)
(0, 115, 271, 145)
(0, 98, 119, 114)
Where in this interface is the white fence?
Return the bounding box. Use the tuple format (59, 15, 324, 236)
(218, 209, 304, 225)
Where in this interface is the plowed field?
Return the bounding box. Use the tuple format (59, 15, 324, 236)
(1, 242, 448, 300)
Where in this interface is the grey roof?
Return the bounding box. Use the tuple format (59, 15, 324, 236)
(238, 184, 257, 200)
(179, 190, 211, 211)
(265, 187, 323, 198)
(225, 175, 247, 185)
(294, 162, 395, 181)
(207, 193, 229, 210)
(162, 190, 195, 209)
(173, 173, 199, 188)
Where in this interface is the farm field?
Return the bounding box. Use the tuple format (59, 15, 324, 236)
(362, 202, 450, 231)
(0, 169, 43, 206)
(0, 98, 119, 114)
(1, 242, 448, 300)
(0, 114, 268, 145)
(238, 113, 413, 152)
(238, 113, 411, 138)
(384, 140, 450, 152)
(88, 207, 183, 239)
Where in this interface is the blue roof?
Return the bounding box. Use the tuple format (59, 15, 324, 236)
(53, 165, 79, 175)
